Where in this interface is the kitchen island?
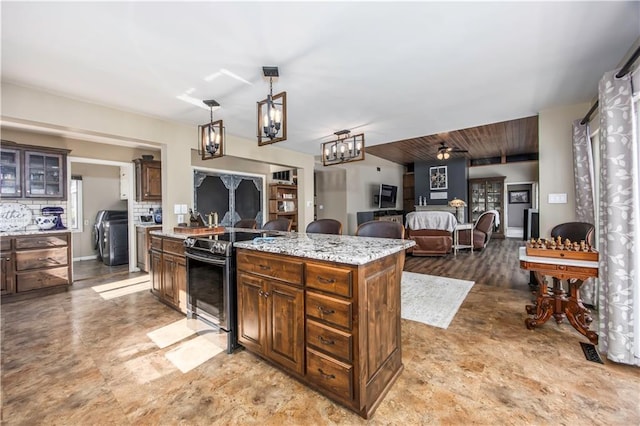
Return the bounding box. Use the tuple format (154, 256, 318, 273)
(234, 232, 414, 419)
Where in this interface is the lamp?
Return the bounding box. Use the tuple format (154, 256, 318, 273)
(437, 145, 450, 160)
(321, 130, 365, 166)
(449, 198, 467, 223)
(198, 99, 224, 160)
(257, 66, 287, 146)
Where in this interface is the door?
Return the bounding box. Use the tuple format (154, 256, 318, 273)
(237, 272, 266, 354)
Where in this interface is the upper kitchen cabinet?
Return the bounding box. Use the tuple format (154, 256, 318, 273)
(134, 158, 161, 201)
(0, 141, 69, 200)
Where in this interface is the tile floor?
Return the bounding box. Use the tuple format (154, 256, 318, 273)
(2, 254, 640, 425)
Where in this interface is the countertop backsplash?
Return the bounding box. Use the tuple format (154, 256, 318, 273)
(0, 200, 67, 233)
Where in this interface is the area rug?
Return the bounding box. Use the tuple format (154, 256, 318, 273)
(401, 271, 474, 329)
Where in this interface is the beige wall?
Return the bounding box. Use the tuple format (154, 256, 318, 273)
(538, 103, 590, 236)
(468, 161, 538, 183)
(315, 169, 348, 231)
(1, 82, 315, 232)
(344, 154, 405, 235)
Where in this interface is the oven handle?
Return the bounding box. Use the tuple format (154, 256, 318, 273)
(185, 251, 227, 266)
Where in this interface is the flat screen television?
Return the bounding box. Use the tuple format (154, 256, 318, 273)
(378, 184, 398, 208)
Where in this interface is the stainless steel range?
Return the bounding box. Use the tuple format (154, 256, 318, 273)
(183, 230, 277, 353)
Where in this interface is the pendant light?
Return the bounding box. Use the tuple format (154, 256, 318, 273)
(198, 99, 224, 159)
(257, 66, 287, 146)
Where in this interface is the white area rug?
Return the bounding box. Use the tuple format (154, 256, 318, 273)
(401, 271, 474, 329)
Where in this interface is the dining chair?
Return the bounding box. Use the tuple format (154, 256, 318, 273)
(355, 220, 405, 239)
(305, 219, 342, 235)
(261, 218, 292, 232)
(234, 219, 257, 229)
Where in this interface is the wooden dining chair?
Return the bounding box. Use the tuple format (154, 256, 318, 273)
(305, 219, 342, 235)
(234, 219, 257, 229)
(355, 220, 405, 239)
(261, 218, 292, 232)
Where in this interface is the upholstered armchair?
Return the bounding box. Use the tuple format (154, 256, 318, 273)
(457, 211, 496, 250)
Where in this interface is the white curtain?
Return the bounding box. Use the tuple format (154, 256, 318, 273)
(571, 120, 596, 305)
(597, 68, 640, 366)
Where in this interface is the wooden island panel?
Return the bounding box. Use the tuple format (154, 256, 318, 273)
(236, 247, 404, 419)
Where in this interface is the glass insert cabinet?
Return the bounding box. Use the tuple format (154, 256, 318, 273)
(468, 176, 505, 238)
(0, 141, 69, 200)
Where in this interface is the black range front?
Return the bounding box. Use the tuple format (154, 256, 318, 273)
(184, 231, 273, 353)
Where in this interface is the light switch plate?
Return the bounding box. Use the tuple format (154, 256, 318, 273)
(548, 193, 567, 204)
(173, 204, 181, 214)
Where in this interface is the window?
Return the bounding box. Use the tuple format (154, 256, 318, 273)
(70, 175, 83, 232)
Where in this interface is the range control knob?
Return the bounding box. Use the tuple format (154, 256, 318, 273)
(184, 238, 196, 248)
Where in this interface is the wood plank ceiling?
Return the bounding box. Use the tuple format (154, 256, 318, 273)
(366, 116, 539, 166)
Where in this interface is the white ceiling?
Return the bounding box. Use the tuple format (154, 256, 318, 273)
(2, 2, 639, 157)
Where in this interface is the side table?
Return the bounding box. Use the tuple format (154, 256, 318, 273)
(453, 223, 473, 255)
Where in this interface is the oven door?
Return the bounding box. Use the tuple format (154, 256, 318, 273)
(185, 251, 233, 332)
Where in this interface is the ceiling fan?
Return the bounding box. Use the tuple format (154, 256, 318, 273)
(436, 142, 468, 160)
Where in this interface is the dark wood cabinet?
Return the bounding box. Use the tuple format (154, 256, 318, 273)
(149, 235, 186, 313)
(468, 176, 505, 238)
(236, 248, 404, 419)
(1, 238, 15, 296)
(1, 233, 71, 299)
(134, 159, 161, 201)
(0, 141, 69, 200)
(237, 255, 305, 375)
(136, 225, 161, 272)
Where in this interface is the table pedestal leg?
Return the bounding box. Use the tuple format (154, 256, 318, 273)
(564, 279, 598, 344)
(525, 272, 554, 329)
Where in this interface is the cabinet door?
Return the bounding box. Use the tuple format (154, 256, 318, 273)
(237, 272, 266, 354)
(136, 227, 146, 271)
(143, 162, 162, 200)
(150, 250, 162, 294)
(162, 253, 179, 305)
(1, 253, 15, 295)
(24, 151, 64, 198)
(174, 255, 187, 313)
(0, 148, 22, 198)
(267, 280, 305, 375)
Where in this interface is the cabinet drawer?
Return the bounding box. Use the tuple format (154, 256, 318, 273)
(306, 263, 352, 298)
(1, 238, 11, 251)
(150, 236, 163, 251)
(163, 239, 184, 256)
(16, 247, 68, 271)
(16, 266, 69, 292)
(306, 348, 353, 401)
(306, 291, 352, 330)
(15, 235, 67, 249)
(237, 252, 303, 285)
(306, 319, 352, 362)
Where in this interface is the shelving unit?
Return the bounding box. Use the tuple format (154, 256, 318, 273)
(268, 183, 298, 231)
(468, 176, 505, 239)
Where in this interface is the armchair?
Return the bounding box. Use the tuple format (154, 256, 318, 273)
(457, 211, 496, 250)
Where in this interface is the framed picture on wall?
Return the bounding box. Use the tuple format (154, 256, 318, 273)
(509, 190, 530, 204)
(429, 166, 448, 190)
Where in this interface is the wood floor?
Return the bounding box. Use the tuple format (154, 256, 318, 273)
(2, 238, 639, 424)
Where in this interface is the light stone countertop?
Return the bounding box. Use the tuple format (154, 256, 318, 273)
(149, 228, 415, 265)
(234, 232, 415, 265)
(0, 229, 71, 237)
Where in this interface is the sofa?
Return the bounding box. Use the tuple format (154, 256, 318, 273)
(405, 211, 457, 256)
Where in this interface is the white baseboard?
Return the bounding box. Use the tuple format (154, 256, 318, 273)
(73, 255, 98, 262)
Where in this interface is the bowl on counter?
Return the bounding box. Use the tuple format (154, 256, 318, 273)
(140, 215, 153, 223)
(34, 216, 57, 230)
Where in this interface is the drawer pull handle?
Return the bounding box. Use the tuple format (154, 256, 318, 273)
(318, 368, 335, 380)
(37, 257, 60, 264)
(259, 264, 271, 270)
(317, 276, 336, 284)
(317, 306, 335, 315)
(318, 335, 335, 345)
(258, 290, 269, 298)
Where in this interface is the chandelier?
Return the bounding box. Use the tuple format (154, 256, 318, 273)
(198, 99, 224, 160)
(257, 66, 287, 146)
(322, 130, 365, 166)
